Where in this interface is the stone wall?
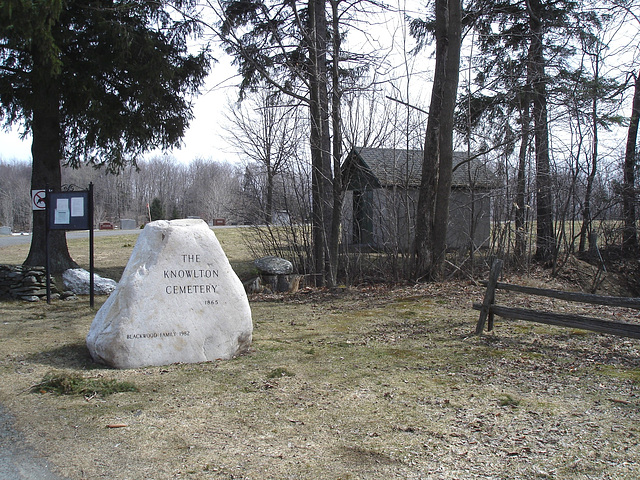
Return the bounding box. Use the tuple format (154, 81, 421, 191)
(0, 265, 59, 301)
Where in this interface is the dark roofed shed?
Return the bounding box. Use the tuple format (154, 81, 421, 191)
(341, 147, 494, 251)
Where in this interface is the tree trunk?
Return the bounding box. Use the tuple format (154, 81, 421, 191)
(307, 0, 332, 286)
(328, 0, 344, 289)
(578, 76, 598, 252)
(24, 48, 77, 273)
(528, 0, 555, 264)
(622, 70, 640, 252)
(414, 126, 437, 280)
(578, 60, 599, 254)
(515, 100, 530, 264)
(413, 0, 462, 281)
(266, 168, 274, 224)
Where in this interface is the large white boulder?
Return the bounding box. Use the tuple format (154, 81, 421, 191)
(86, 219, 252, 369)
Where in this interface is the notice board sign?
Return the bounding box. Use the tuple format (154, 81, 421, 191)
(47, 191, 90, 230)
(44, 184, 95, 307)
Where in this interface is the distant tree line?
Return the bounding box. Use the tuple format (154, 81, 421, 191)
(0, 160, 31, 232)
(0, 156, 287, 230)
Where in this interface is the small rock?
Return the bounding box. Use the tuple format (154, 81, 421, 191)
(255, 256, 293, 275)
(63, 268, 116, 295)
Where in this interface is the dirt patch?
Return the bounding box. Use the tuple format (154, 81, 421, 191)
(1, 278, 640, 479)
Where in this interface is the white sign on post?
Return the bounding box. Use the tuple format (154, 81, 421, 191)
(32, 189, 46, 210)
(55, 198, 70, 224)
(71, 197, 84, 217)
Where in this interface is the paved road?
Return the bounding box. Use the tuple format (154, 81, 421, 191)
(0, 406, 67, 480)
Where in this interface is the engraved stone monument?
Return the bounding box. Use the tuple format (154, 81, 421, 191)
(86, 219, 252, 368)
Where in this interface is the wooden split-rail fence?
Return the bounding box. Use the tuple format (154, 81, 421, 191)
(474, 259, 640, 339)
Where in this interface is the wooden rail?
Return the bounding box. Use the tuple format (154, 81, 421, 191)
(474, 259, 640, 339)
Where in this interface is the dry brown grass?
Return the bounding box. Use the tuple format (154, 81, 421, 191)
(1, 231, 640, 479)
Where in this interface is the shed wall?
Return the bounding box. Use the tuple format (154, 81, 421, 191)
(342, 188, 491, 252)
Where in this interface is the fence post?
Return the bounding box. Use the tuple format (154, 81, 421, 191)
(475, 258, 503, 335)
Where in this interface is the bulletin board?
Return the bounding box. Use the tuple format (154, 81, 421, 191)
(44, 185, 95, 307)
(47, 191, 90, 230)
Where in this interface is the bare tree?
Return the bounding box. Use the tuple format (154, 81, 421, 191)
(0, 159, 31, 232)
(623, 69, 640, 251)
(223, 89, 302, 223)
(215, 0, 385, 286)
(183, 158, 243, 223)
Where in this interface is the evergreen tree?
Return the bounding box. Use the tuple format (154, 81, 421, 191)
(170, 204, 181, 221)
(0, 0, 209, 272)
(218, 0, 377, 286)
(463, 0, 606, 264)
(149, 198, 165, 222)
(219, 0, 332, 284)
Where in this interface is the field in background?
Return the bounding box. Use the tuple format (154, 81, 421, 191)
(0, 227, 257, 282)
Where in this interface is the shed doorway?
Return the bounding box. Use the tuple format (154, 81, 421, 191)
(353, 190, 374, 246)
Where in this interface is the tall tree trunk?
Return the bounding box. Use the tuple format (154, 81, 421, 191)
(622, 70, 640, 252)
(265, 167, 274, 224)
(413, 0, 462, 281)
(528, 0, 555, 264)
(578, 59, 599, 254)
(414, 121, 437, 280)
(515, 100, 530, 264)
(24, 47, 77, 273)
(328, 0, 343, 288)
(308, 0, 332, 286)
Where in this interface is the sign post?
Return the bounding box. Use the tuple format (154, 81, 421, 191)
(89, 183, 94, 308)
(44, 184, 95, 306)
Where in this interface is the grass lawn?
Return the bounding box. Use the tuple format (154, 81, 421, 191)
(1, 229, 640, 479)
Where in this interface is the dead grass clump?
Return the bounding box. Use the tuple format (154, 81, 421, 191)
(31, 371, 138, 397)
(266, 367, 295, 379)
(497, 393, 521, 407)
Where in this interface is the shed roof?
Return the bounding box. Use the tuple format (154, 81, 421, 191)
(343, 147, 494, 190)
